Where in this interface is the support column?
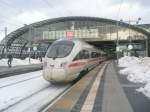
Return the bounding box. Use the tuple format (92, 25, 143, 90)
(146, 38, 149, 57)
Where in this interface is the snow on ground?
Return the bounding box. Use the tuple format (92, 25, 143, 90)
(137, 83, 150, 98)
(0, 57, 42, 66)
(0, 71, 47, 111)
(0, 71, 42, 88)
(0, 71, 70, 112)
(118, 56, 150, 99)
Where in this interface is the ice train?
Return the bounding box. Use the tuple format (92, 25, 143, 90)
(43, 39, 106, 83)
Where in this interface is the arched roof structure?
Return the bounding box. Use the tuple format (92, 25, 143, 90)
(0, 16, 150, 58)
(3, 16, 150, 45)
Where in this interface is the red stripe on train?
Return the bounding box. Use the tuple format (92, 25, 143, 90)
(68, 58, 99, 68)
(68, 62, 86, 67)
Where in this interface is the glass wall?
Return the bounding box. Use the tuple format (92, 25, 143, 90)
(29, 20, 147, 41)
(0, 19, 148, 58)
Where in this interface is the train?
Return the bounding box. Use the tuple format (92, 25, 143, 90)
(42, 39, 106, 83)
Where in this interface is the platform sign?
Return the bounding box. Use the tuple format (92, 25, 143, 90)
(66, 31, 74, 39)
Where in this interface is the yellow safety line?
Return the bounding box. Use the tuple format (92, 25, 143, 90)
(80, 63, 107, 112)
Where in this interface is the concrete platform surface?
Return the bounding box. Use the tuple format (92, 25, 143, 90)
(44, 61, 150, 112)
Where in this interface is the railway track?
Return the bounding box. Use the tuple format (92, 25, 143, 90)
(0, 71, 42, 88)
(1, 86, 50, 112)
(1, 85, 71, 112)
(0, 75, 42, 89)
(0, 70, 71, 112)
(0, 63, 106, 112)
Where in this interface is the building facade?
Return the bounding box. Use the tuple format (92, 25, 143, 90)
(0, 16, 150, 58)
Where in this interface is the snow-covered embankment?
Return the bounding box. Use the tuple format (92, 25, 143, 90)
(0, 58, 41, 66)
(118, 56, 150, 98)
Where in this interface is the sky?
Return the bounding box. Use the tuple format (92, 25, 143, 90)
(0, 0, 150, 41)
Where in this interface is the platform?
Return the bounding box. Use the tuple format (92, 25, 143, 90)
(45, 61, 150, 112)
(0, 64, 42, 78)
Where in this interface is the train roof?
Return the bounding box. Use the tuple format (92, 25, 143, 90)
(54, 38, 106, 53)
(53, 38, 93, 47)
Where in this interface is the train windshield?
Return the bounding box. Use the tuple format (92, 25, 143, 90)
(46, 40, 74, 59)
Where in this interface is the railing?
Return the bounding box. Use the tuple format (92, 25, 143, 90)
(0, 44, 47, 59)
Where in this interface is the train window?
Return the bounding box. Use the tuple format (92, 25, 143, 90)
(73, 50, 89, 61)
(73, 52, 81, 61)
(46, 40, 74, 58)
(83, 50, 90, 59)
(91, 52, 98, 58)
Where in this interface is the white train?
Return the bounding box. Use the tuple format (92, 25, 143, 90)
(42, 39, 106, 83)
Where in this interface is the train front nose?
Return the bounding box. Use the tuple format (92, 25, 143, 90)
(43, 61, 68, 82)
(50, 68, 67, 82)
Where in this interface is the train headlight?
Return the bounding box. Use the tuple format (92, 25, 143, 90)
(60, 62, 67, 68)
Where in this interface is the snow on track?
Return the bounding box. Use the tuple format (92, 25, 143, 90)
(0, 71, 42, 88)
(4, 85, 70, 112)
(0, 71, 70, 112)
